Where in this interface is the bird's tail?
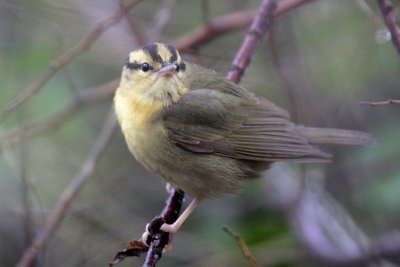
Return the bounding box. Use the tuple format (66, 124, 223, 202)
(297, 126, 376, 147)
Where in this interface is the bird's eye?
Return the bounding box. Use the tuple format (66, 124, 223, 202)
(141, 63, 150, 72)
(175, 64, 180, 72)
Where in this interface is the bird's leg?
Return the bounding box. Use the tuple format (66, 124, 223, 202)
(160, 198, 200, 234)
(141, 197, 199, 250)
(141, 223, 151, 245)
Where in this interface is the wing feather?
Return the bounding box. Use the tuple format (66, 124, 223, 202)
(162, 75, 331, 162)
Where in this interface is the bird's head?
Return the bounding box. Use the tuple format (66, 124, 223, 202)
(118, 43, 189, 105)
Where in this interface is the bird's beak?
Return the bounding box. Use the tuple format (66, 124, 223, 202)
(157, 64, 177, 77)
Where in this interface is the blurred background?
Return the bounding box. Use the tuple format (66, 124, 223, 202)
(1, 0, 399, 266)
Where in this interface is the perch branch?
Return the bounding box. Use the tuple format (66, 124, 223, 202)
(110, 189, 185, 266)
(142, 189, 185, 267)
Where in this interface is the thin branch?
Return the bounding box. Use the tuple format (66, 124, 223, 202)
(175, 0, 316, 52)
(16, 110, 118, 267)
(0, 0, 142, 124)
(226, 0, 278, 83)
(377, 0, 400, 55)
(0, 80, 117, 147)
(222, 226, 261, 267)
(360, 99, 400, 106)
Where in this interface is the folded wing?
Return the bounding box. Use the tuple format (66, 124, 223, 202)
(162, 87, 331, 163)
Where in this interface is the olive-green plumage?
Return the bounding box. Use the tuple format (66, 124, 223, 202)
(114, 43, 374, 199)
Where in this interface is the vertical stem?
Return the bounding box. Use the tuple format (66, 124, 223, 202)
(226, 0, 277, 83)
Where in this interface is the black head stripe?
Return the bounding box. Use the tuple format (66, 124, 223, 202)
(178, 62, 186, 71)
(166, 44, 178, 62)
(125, 58, 141, 70)
(142, 44, 163, 63)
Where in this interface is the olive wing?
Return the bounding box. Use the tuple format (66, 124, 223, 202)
(162, 88, 331, 162)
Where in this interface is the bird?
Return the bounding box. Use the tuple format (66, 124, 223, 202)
(114, 42, 374, 238)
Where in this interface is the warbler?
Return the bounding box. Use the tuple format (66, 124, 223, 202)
(114, 43, 374, 235)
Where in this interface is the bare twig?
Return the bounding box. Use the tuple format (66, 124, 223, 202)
(0, 0, 142, 124)
(1, 80, 118, 147)
(175, 0, 315, 52)
(360, 99, 400, 106)
(16, 110, 118, 267)
(222, 226, 261, 267)
(226, 0, 278, 83)
(377, 0, 400, 55)
(174, 10, 256, 52)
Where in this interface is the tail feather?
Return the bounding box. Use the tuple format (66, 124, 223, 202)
(297, 126, 376, 147)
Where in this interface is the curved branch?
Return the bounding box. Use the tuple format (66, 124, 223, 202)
(175, 0, 315, 52)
